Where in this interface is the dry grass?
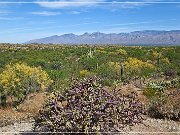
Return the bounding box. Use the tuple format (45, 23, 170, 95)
(110, 84, 149, 105)
(0, 92, 46, 127)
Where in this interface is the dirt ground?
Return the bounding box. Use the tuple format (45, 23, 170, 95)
(0, 117, 179, 135)
(0, 92, 46, 127)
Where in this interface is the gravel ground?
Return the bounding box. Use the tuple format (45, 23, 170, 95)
(0, 119, 34, 135)
(128, 118, 180, 135)
(0, 117, 179, 135)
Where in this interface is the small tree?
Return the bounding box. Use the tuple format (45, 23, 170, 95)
(0, 62, 53, 106)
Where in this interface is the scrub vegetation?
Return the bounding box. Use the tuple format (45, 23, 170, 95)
(0, 44, 179, 133)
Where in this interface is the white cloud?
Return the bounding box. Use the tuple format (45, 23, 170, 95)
(34, 0, 180, 10)
(119, 3, 146, 9)
(0, 10, 11, 15)
(37, 0, 106, 9)
(31, 11, 61, 16)
(104, 19, 177, 27)
(0, 21, 100, 34)
(0, 16, 24, 20)
(68, 11, 81, 14)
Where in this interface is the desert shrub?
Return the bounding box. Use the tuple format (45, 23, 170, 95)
(80, 56, 99, 71)
(143, 88, 161, 99)
(147, 89, 180, 120)
(152, 51, 162, 59)
(96, 62, 122, 86)
(50, 62, 62, 70)
(144, 78, 180, 98)
(96, 49, 107, 54)
(145, 78, 180, 120)
(116, 48, 128, 55)
(34, 77, 145, 133)
(124, 57, 156, 77)
(97, 62, 121, 78)
(161, 57, 170, 64)
(80, 70, 94, 78)
(148, 78, 179, 91)
(164, 69, 177, 79)
(0, 62, 53, 106)
(32, 60, 48, 69)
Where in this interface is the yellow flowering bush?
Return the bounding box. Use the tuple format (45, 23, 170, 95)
(116, 48, 127, 55)
(96, 49, 107, 54)
(80, 69, 94, 78)
(108, 62, 121, 73)
(108, 51, 117, 56)
(161, 57, 170, 64)
(108, 49, 127, 56)
(124, 57, 156, 76)
(152, 51, 162, 59)
(0, 63, 53, 106)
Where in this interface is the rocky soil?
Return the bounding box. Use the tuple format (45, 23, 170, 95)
(0, 119, 34, 135)
(0, 117, 179, 135)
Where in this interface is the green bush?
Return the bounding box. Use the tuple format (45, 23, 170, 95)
(144, 78, 180, 97)
(80, 55, 99, 71)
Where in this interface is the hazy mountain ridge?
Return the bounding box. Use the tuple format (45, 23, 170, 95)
(25, 30, 180, 45)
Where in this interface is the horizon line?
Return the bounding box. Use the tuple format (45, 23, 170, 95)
(33, 29, 180, 35)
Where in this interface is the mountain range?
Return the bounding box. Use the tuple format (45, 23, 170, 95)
(25, 30, 180, 45)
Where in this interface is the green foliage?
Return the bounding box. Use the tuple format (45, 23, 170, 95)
(96, 61, 123, 86)
(0, 62, 53, 106)
(34, 77, 145, 133)
(50, 61, 62, 70)
(144, 78, 180, 98)
(0, 44, 179, 90)
(97, 62, 120, 78)
(80, 55, 99, 71)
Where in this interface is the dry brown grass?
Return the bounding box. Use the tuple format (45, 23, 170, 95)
(113, 84, 148, 105)
(17, 92, 46, 114)
(0, 92, 46, 127)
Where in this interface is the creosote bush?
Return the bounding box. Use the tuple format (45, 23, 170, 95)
(34, 77, 145, 133)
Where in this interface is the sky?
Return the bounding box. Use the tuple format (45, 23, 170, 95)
(0, 0, 180, 43)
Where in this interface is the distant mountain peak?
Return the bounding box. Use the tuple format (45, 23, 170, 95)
(63, 33, 75, 36)
(83, 32, 90, 35)
(51, 35, 59, 37)
(25, 30, 180, 45)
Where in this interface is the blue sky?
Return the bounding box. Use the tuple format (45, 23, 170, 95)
(0, 0, 180, 43)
